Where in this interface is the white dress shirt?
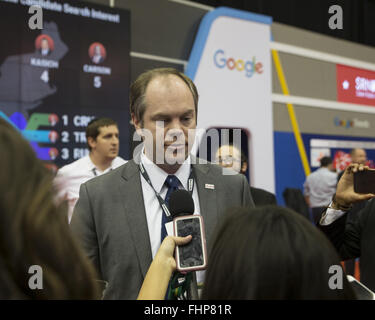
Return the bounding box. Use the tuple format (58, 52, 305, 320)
(139, 151, 204, 284)
(320, 205, 346, 226)
(303, 167, 338, 207)
(55, 155, 126, 222)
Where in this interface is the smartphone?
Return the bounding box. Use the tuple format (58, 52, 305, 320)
(347, 275, 375, 300)
(173, 215, 207, 272)
(353, 169, 375, 194)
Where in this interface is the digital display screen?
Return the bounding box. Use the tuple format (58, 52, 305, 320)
(0, 0, 131, 170)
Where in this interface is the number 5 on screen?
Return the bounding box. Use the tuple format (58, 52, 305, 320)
(94, 76, 102, 88)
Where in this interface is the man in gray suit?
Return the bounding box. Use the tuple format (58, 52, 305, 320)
(71, 68, 254, 299)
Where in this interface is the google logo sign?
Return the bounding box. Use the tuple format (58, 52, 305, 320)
(213, 49, 263, 78)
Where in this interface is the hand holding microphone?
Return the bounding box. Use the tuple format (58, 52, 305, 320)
(156, 235, 192, 273)
(137, 235, 191, 300)
(168, 190, 208, 300)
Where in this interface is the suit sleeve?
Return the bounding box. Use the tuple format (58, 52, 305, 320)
(240, 174, 255, 208)
(319, 200, 372, 260)
(70, 183, 102, 278)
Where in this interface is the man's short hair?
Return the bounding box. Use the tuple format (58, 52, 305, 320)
(86, 118, 118, 151)
(320, 156, 332, 167)
(129, 68, 199, 124)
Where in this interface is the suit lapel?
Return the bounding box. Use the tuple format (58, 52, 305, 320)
(119, 160, 152, 278)
(193, 162, 218, 242)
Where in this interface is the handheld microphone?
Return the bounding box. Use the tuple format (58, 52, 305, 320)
(164, 189, 194, 237)
(169, 189, 194, 218)
(169, 190, 206, 300)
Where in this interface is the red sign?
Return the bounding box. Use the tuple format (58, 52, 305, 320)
(337, 64, 375, 107)
(333, 151, 351, 171)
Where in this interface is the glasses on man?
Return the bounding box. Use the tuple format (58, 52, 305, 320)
(217, 156, 241, 165)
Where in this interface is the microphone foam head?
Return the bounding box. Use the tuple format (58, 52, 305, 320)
(169, 189, 195, 217)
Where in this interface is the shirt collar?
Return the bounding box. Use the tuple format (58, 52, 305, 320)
(86, 155, 97, 171)
(87, 155, 116, 174)
(140, 150, 192, 193)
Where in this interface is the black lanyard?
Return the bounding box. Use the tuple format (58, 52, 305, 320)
(139, 162, 194, 218)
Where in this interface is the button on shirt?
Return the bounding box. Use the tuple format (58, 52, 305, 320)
(320, 206, 345, 226)
(55, 155, 126, 222)
(303, 167, 338, 207)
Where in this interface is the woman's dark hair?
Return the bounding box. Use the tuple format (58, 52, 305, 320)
(202, 205, 355, 300)
(0, 119, 100, 299)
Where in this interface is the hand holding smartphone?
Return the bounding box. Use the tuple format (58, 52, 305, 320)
(173, 215, 207, 272)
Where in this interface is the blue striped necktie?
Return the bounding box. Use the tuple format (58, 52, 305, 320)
(161, 175, 180, 242)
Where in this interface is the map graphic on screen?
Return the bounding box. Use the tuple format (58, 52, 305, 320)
(0, 0, 131, 170)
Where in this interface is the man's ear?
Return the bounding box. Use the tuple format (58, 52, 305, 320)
(87, 136, 96, 150)
(241, 161, 248, 174)
(131, 113, 143, 135)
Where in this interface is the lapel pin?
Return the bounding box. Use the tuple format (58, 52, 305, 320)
(205, 183, 215, 190)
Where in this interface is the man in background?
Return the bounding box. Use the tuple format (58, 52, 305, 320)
(336, 148, 368, 276)
(351, 148, 367, 166)
(55, 118, 126, 222)
(215, 144, 276, 206)
(303, 156, 337, 224)
(319, 163, 375, 291)
(337, 148, 367, 182)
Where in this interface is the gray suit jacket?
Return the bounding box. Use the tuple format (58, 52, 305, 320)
(70, 158, 254, 299)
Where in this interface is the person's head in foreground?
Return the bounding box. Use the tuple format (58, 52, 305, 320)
(202, 205, 356, 299)
(0, 119, 99, 299)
